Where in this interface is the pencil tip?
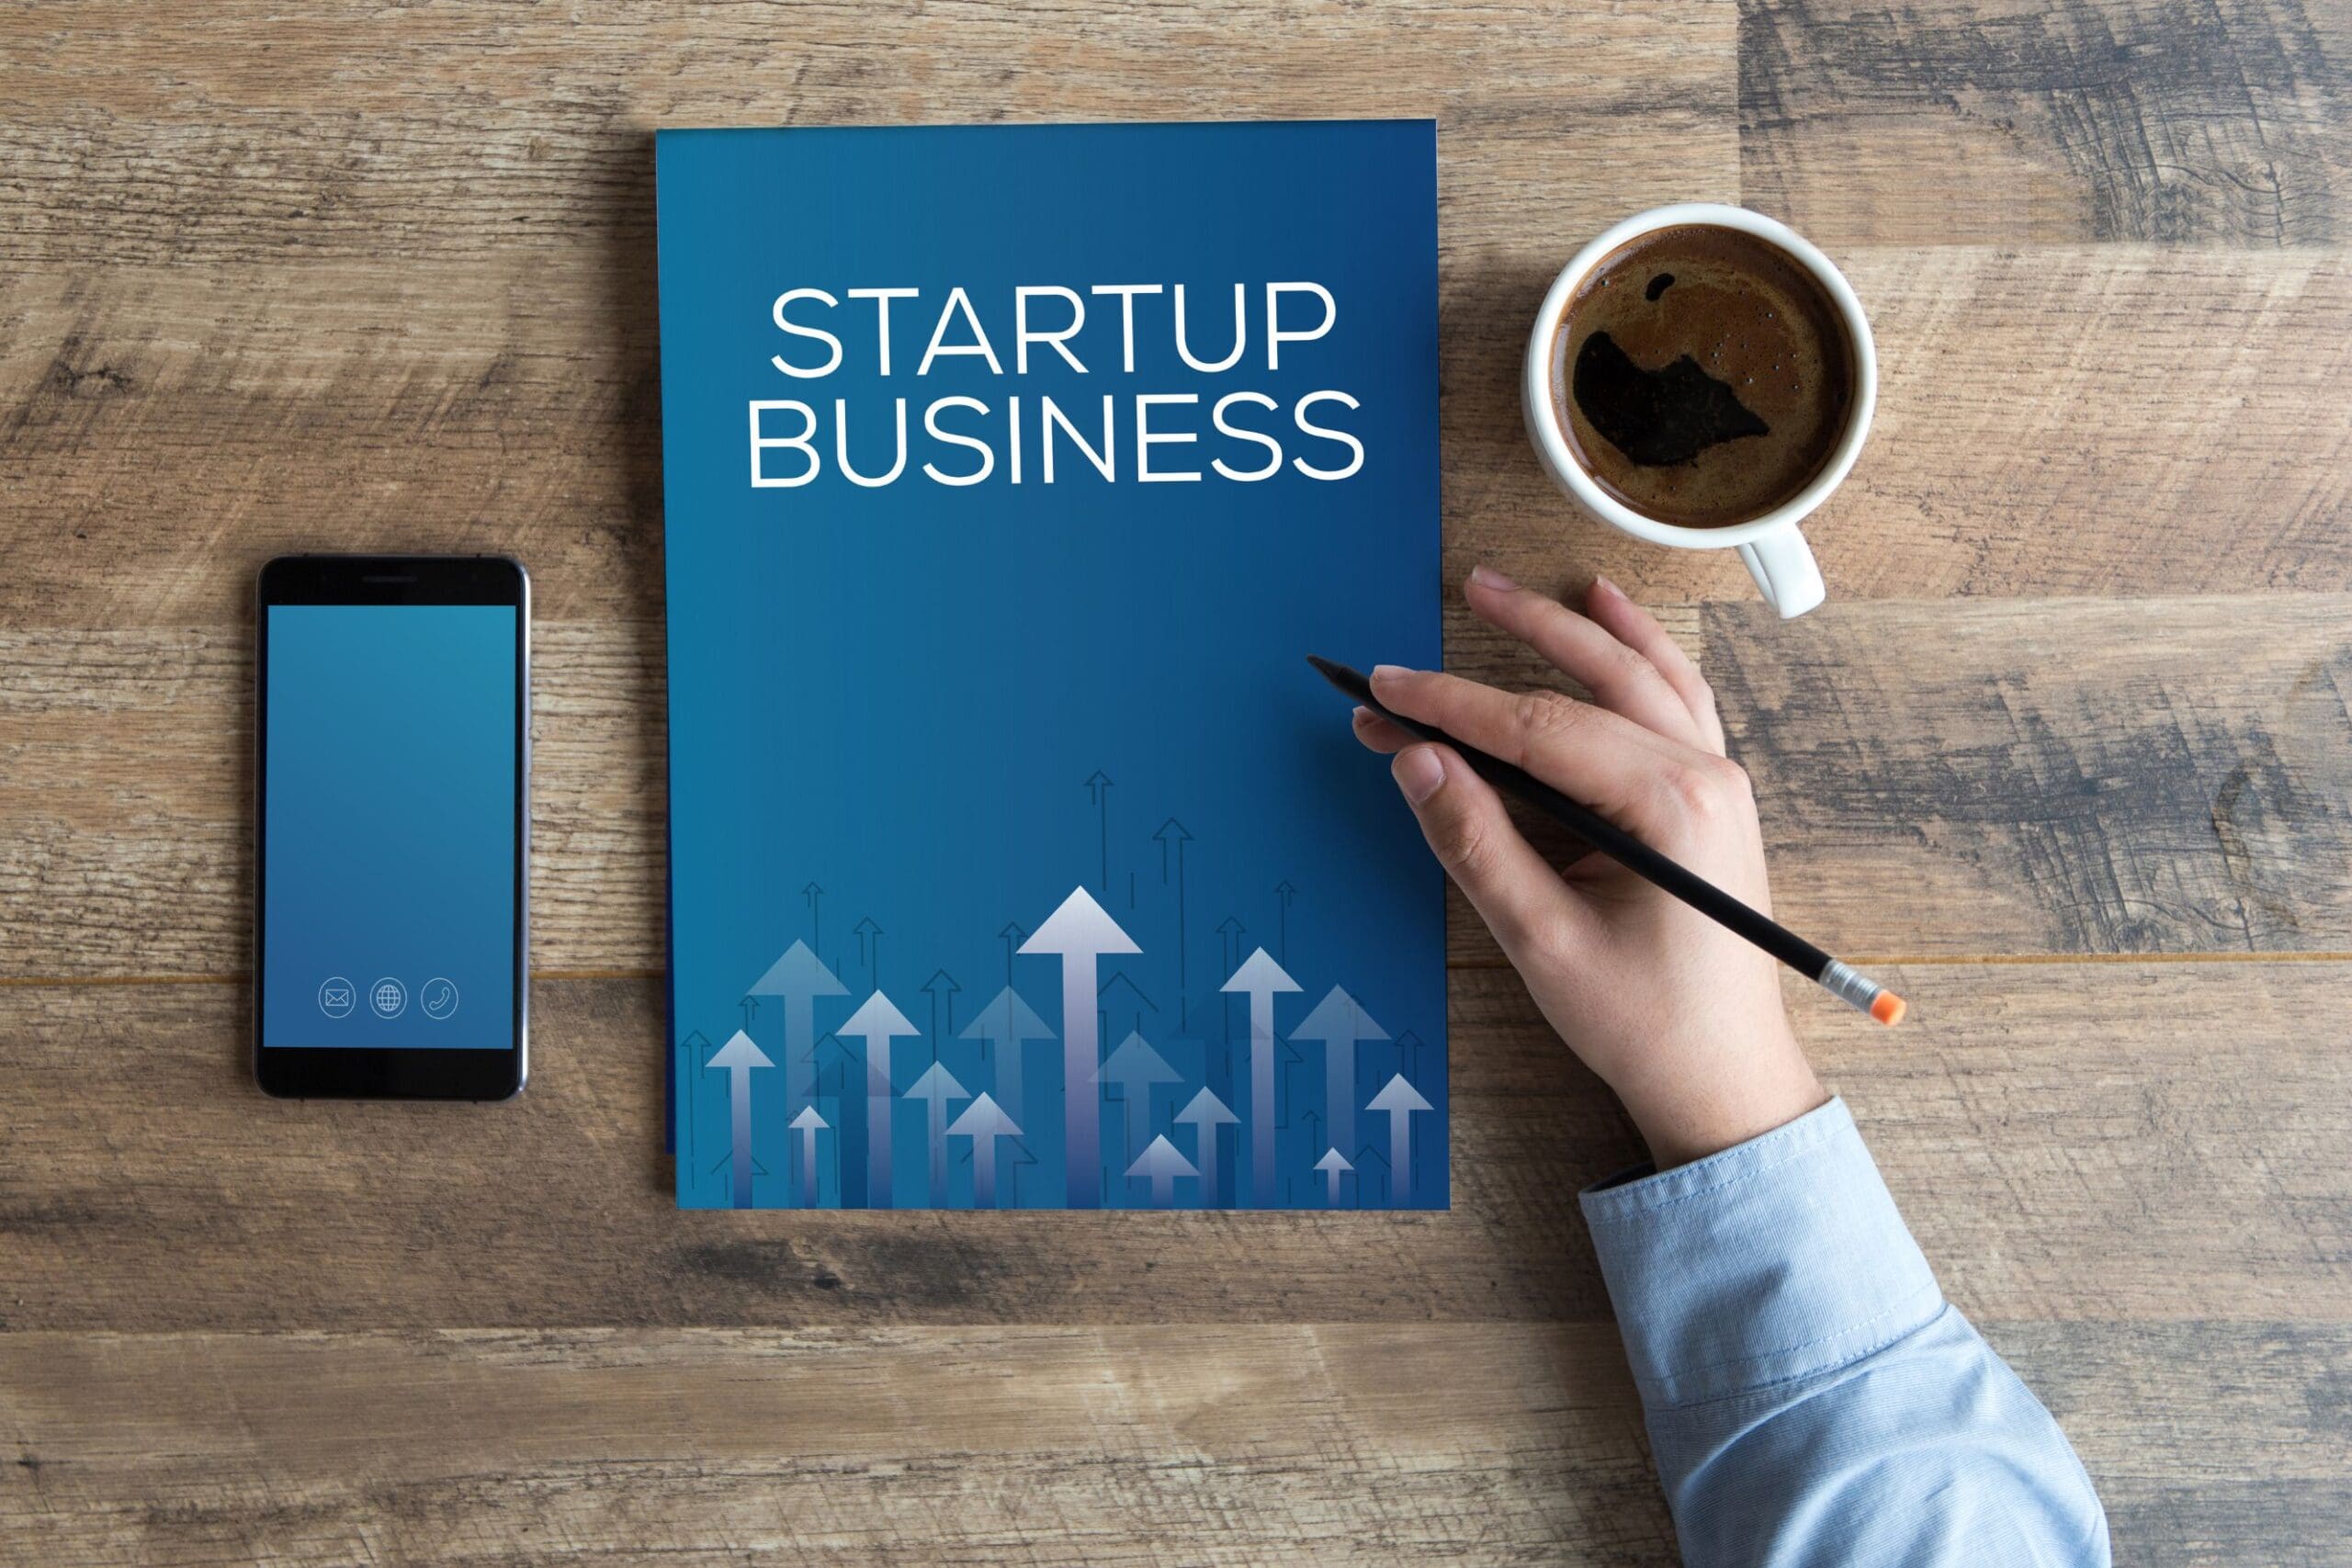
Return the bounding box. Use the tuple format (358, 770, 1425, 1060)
(1306, 657, 1375, 704)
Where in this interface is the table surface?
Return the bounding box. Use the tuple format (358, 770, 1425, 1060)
(4, 3, 2348, 1563)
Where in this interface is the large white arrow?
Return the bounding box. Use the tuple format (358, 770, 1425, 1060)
(1290, 986, 1388, 1177)
(1222, 947, 1300, 1206)
(1019, 886, 1140, 1210)
(748, 940, 847, 1116)
(1366, 1073, 1434, 1204)
(707, 1030, 774, 1209)
(837, 990, 920, 1209)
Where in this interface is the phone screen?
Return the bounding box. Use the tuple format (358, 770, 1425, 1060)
(260, 604, 518, 1052)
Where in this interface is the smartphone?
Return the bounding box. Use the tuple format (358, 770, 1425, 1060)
(254, 555, 530, 1100)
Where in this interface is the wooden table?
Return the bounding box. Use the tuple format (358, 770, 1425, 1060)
(4, 4, 2346, 1562)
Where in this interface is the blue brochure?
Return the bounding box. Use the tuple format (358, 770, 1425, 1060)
(658, 120, 1442, 1210)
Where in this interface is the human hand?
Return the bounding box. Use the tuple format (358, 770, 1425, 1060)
(1356, 566, 1825, 1168)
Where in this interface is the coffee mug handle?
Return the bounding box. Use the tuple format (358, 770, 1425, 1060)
(1736, 524, 1825, 619)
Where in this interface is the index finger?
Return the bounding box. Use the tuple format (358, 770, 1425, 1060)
(1367, 664, 1706, 836)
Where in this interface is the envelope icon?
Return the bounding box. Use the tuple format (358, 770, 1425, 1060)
(323, 986, 352, 1007)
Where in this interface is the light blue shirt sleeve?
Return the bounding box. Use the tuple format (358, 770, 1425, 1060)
(1581, 1098, 2110, 1567)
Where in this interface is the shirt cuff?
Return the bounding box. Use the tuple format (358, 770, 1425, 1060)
(1579, 1097, 1943, 1410)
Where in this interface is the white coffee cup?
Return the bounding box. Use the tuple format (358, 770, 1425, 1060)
(1521, 203, 1875, 619)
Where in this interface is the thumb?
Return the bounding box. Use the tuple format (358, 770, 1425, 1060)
(1390, 744, 1577, 959)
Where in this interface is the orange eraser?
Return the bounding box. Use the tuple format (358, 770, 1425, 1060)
(1871, 992, 1907, 1027)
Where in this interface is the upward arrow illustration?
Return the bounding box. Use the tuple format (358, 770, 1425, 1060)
(749, 940, 847, 1118)
(904, 1060, 971, 1207)
(946, 1091, 1022, 1209)
(1098, 1031, 1181, 1189)
(852, 916, 882, 983)
(707, 1031, 774, 1209)
(960, 985, 1053, 1125)
(921, 968, 962, 1046)
(1174, 1087, 1238, 1209)
(788, 1105, 829, 1206)
(1222, 947, 1300, 1207)
(1397, 1029, 1429, 1077)
(1019, 886, 1140, 1210)
(1153, 818, 1193, 1017)
(1214, 915, 1246, 977)
(1125, 1134, 1198, 1207)
(1290, 986, 1389, 1179)
(812, 1031, 855, 1099)
(837, 989, 920, 1209)
(677, 1029, 712, 1166)
(1314, 1146, 1353, 1207)
(1366, 1074, 1433, 1206)
(1097, 968, 1158, 1042)
(1084, 770, 1114, 892)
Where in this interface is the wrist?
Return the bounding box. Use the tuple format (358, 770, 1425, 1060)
(1615, 1034, 1826, 1169)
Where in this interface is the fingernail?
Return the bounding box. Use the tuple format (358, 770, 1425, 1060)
(1393, 745, 1446, 805)
(1370, 663, 1412, 688)
(1590, 574, 1623, 602)
(1469, 564, 1519, 592)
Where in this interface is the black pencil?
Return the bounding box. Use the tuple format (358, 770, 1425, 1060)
(1308, 656, 1905, 1026)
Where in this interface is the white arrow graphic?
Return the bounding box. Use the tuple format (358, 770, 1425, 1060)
(1019, 886, 1140, 1210)
(959, 984, 1054, 1125)
(1098, 1030, 1182, 1184)
(904, 1060, 971, 1207)
(1314, 1145, 1353, 1207)
(837, 989, 920, 1209)
(1366, 1073, 1434, 1204)
(1125, 1134, 1198, 1208)
(788, 1105, 828, 1205)
(707, 1030, 774, 1209)
(1174, 1087, 1238, 1209)
(1221, 947, 1300, 1206)
(1290, 986, 1388, 1175)
(947, 1091, 1023, 1209)
(748, 940, 848, 1116)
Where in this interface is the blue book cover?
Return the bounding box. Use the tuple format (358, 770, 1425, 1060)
(657, 120, 1443, 1210)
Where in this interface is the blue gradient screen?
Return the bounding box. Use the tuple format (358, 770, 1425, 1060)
(263, 604, 517, 1050)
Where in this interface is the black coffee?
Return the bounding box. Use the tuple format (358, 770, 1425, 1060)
(1552, 224, 1855, 527)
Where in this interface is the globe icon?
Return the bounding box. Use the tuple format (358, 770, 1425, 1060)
(369, 977, 406, 1018)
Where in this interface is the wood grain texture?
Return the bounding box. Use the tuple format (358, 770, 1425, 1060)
(1740, 0, 2352, 246)
(3, 961, 2346, 1333)
(0, 1325, 1668, 1568)
(1706, 594, 2352, 956)
(8, 249, 2350, 632)
(1, 1323, 2343, 1567)
(9, 596, 2346, 978)
(0, 0, 1730, 270)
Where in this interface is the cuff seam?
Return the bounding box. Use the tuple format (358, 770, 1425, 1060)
(1636, 1281, 1946, 1409)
